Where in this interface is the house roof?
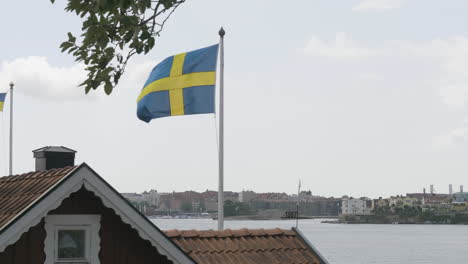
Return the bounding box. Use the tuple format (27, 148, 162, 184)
(164, 228, 328, 264)
(0, 163, 194, 264)
(0, 166, 76, 229)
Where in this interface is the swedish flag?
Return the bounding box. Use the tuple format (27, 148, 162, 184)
(0, 92, 6, 112)
(137, 44, 219, 122)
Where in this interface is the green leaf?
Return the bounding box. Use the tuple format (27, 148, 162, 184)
(60, 42, 74, 52)
(148, 37, 155, 49)
(104, 81, 113, 95)
(67, 32, 76, 43)
(114, 70, 122, 85)
(140, 30, 151, 40)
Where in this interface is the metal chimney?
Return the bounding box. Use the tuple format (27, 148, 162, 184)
(461, 185, 464, 193)
(33, 146, 76, 171)
(449, 184, 453, 195)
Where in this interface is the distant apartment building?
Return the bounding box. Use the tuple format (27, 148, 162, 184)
(142, 189, 160, 206)
(341, 197, 373, 215)
(205, 201, 218, 212)
(389, 195, 421, 207)
(451, 191, 468, 213)
(245, 192, 340, 216)
(122, 189, 160, 207)
(198, 190, 238, 213)
(224, 191, 239, 202)
(299, 198, 341, 216)
(239, 190, 256, 203)
(373, 197, 389, 208)
(121, 192, 145, 203)
(453, 192, 468, 203)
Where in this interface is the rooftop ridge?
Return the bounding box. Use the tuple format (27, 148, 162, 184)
(164, 228, 296, 238)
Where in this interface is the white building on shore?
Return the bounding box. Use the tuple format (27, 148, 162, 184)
(341, 197, 373, 215)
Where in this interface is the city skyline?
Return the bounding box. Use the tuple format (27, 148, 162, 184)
(124, 183, 465, 200)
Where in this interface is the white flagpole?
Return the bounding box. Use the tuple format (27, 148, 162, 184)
(218, 27, 225, 230)
(9, 82, 14, 176)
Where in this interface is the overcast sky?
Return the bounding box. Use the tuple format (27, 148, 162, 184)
(0, 0, 467, 198)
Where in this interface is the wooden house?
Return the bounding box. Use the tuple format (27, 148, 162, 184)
(0, 147, 328, 264)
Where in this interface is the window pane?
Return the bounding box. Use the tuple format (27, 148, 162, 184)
(57, 230, 86, 259)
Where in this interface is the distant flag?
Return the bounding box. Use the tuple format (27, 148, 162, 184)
(0, 92, 6, 112)
(137, 44, 219, 122)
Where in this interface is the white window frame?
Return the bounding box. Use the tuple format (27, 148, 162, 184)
(44, 215, 101, 264)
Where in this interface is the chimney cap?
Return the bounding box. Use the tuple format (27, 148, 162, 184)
(32, 146, 77, 154)
(33, 146, 76, 171)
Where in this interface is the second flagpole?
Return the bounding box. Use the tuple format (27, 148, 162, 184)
(9, 82, 14, 176)
(218, 27, 225, 230)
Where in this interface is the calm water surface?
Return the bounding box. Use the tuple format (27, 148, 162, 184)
(152, 219, 468, 264)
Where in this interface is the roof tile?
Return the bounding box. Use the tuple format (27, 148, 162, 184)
(0, 166, 76, 230)
(164, 229, 181, 238)
(164, 228, 322, 264)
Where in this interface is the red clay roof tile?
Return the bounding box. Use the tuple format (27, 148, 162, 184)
(164, 228, 322, 264)
(0, 166, 76, 230)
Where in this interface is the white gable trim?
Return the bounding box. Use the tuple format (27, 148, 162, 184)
(0, 164, 193, 264)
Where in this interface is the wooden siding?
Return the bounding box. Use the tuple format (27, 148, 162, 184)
(0, 219, 46, 263)
(0, 187, 174, 264)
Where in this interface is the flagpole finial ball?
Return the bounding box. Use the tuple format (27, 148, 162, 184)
(219, 27, 225, 37)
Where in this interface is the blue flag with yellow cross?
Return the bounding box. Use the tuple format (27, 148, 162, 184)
(0, 92, 6, 112)
(137, 44, 219, 122)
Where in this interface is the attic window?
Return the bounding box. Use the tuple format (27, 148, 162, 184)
(57, 229, 86, 260)
(45, 215, 101, 264)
